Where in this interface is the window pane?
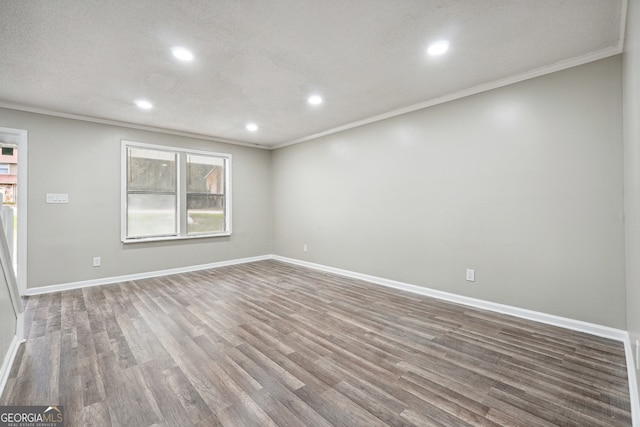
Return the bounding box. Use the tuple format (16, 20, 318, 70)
(127, 194, 177, 237)
(186, 155, 225, 193)
(187, 194, 225, 234)
(128, 147, 176, 192)
(126, 147, 177, 239)
(187, 154, 225, 234)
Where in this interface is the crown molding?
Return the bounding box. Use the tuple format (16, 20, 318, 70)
(274, 46, 623, 150)
(0, 44, 624, 152)
(0, 102, 270, 150)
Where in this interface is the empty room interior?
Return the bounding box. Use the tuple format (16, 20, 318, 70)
(1, 1, 640, 426)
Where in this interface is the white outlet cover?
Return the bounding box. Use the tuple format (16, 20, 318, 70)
(466, 269, 475, 282)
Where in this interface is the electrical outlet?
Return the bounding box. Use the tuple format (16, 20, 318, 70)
(93, 256, 101, 267)
(303, 244, 308, 252)
(466, 269, 475, 282)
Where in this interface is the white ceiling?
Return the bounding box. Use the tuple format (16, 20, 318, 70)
(0, 1, 625, 148)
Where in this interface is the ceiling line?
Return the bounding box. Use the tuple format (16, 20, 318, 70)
(275, 45, 623, 150)
(0, 45, 624, 152)
(0, 102, 270, 150)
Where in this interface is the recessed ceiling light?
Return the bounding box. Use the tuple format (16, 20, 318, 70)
(135, 99, 153, 110)
(171, 47, 194, 61)
(308, 95, 323, 105)
(246, 123, 258, 132)
(427, 40, 449, 56)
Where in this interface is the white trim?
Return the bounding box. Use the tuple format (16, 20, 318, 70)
(620, 0, 629, 52)
(122, 231, 232, 244)
(27, 253, 631, 341)
(0, 46, 624, 152)
(623, 333, 640, 427)
(18, 253, 640, 424)
(273, 255, 639, 424)
(15, 311, 24, 342)
(121, 139, 234, 159)
(17, 131, 27, 296)
(0, 334, 25, 398)
(0, 102, 270, 150)
(225, 155, 232, 235)
(274, 46, 622, 149)
(621, 0, 639, 420)
(272, 255, 627, 341)
(120, 140, 128, 243)
(23, 255, 271, 295)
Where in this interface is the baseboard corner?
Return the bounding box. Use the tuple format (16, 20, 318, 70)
(24, 254, 273, 295)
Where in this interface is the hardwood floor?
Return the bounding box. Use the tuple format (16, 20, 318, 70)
(1, 260, 632, 426)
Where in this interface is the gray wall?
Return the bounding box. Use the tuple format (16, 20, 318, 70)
(624, 0, 640, 397)
(0, 109, 272, 289)
(0, 55, 627, 331)
(272, 56, 626, 328)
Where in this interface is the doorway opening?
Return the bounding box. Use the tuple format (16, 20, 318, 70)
(0, 143, 18, 269)
(0, 127, 27, 295)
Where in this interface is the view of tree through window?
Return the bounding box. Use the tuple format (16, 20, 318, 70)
(123, 141, 230, 241)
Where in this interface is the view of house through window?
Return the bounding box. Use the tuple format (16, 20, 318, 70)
(123, 141, 230, 241)
(187, 154, 226, 235)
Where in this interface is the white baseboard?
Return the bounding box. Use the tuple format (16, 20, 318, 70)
(19, 253, 639, 424)
(273, 255, 639, 425)
(24, 255, 272, 295)
(30, 253, 629, 341)
(272, 255, 627, 341)
(0, 334, 25, 398)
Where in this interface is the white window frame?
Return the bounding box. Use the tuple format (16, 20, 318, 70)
(0, 164, 10, 174)
(121, 140, 232, 243)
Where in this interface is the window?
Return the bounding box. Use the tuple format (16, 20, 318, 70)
(0, 164, 9, 174)
(122, 141, 231, 242)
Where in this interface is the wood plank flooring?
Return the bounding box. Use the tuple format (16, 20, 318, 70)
(1, 260, 632, 426)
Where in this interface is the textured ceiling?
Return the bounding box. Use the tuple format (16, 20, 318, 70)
(0, 1, 625, 148)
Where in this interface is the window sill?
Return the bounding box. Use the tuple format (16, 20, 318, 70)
(122, 232, 231, 244)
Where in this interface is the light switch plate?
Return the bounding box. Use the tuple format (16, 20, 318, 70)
(46, 193, 69, 204)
